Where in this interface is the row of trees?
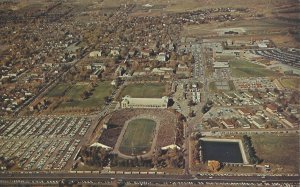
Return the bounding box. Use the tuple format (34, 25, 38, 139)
(110, 154, 153, 168)
(242, 135, 262, 164)
(80, 147, 154, 168)
(191, 133, 203, 164)
(80, 146, 110, 167)
(152, 148, 184, 169)
(202, 100, 213, 114)
(175, 115, 185, 146)
(79, 145, 186, 169)
(0, 156, 15, 170)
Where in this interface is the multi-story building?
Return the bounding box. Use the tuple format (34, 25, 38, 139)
(121, 95, 169, 109)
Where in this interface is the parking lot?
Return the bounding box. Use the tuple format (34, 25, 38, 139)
(214, 68, 231, 80)
(209, 91, 263, 106)
(0, 116, 93, 171)
(250, 49, 300, 68)
(191, 44, 204, 79)
(233, 78, 275, 91)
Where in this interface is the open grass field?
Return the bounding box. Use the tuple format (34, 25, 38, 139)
(209, 82, 217, 92)
(215, 55, 236, 62)
(163, 0, 297, 13)
(280, 78, 300, 91)
(119, 119, 156, 155)
(119, 83, 166, 99)
(59, 81, 112, 109)
(183, 15, 299, 47)
(251, 134, 299, 173)
(229, 59, 278, 77)
(46, 83, 71, 97)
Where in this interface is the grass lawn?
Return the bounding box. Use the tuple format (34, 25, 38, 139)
(228, 80, 235, 90)
(251, 134, 299, 173)
(119, 119, 156, 155)
(215, 55, 236, 61)
(46, 83, 71, 97)
(59, 81, 113, 109)
(230, 60, 277, 77)
(119, 83, 166, 99)
(280, 78, 300, 91)
(209, 82, 217, 92)
(221, 165, 258, 173)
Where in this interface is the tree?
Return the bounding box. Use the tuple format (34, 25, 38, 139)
(189, 110, 195, 117)
(289, 91, 300, 104)
(115, 77, 122, 87)
(242, 135, 262, 164)
(113, 55, 121, 64)
(202, 100, 213, 114)
(120, 47, 129, 58)
(208, 160, 221, 172)
(207, 100, 213, 106)
(188, 100, 195, 106)
(273, 88, 279, 94)
(104, 96, 111, 105)
(81, 91, 90, 100)
(152, 149, 162, 167)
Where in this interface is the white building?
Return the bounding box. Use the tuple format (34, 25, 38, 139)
(110, 49, 120, 56)
(221, 119, 235, 129)
(90, 142, 112, 150)
(157, 52, 166, 62)
(213, 61, 229, 69)
(161, 144, 181, 150)
(121, 95, 169, 109)
(251, 117, 266, 129)
(257, 43, 268, 48)
(280, 118, 295, 128)
(192, 91, 201, 103)
(152, 67, 173, 75)
(89, 51, 102, 57)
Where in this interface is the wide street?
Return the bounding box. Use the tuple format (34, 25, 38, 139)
(0, 171, 299, 185)
(0, 172, 299, 186)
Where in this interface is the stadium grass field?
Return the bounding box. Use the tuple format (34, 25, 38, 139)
(118, 83, 166, 100)
(119, 119, 156, 155)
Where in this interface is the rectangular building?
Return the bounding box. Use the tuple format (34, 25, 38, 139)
(121, 96, 169, 109)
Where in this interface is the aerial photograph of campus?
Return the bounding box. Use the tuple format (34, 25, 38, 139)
(0, 0, 299, 186)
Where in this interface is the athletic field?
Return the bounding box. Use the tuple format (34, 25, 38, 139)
(119, 83, 166, 99)
(119, 119, 156, 155)
(230, 60, 277, 77)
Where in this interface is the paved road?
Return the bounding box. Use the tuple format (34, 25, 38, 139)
(0, 172, 298, 186)
(201, 129, 299, 134)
